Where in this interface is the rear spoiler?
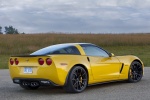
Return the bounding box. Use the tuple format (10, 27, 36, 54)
(11, 55, 50, 57)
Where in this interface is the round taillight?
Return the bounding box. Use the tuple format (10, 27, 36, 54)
(46, 58, 52, 65)
(38, 58, 44, 65)
(10, 58, 14, 65)
(15, 58, 19, 65)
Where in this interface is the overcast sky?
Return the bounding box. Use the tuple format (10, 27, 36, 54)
(0, 0, 150, 33)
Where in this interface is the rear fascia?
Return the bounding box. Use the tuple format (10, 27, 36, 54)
(9, 56, 62, 86)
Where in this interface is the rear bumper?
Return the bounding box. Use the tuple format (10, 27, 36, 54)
(13, 78, 59, 86)
(9, 64, 68, 86)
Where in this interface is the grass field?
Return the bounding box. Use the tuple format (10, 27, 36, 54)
(0, 33, 150, 69)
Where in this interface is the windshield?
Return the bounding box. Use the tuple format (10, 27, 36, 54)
(30, 44, 80, 55)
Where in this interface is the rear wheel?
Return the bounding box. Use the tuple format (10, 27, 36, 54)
(128, 61, 143, 83)
(64, 66, 88, 93)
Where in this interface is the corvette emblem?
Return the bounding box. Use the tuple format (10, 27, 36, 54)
(26, 59, 29, 62)
(60, 63, 67, 66)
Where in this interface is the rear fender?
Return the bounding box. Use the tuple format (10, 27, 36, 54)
(51, 55, 92, 85)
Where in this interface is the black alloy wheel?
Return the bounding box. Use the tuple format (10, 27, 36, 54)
(128, 61, 143, 83)
(64, 66, 88, 93)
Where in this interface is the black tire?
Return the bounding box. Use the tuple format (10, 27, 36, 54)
(19, 83, 40, 90)
(64, 66, 88, 93)
(128, 61, 143, 83)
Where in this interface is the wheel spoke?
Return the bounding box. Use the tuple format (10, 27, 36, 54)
(134, 74, 138, 80)
(72, 78, 76, 81)
(133, 74, 137, 80)
(79, 82, 82, 89)
(137, 74, 142, 78)
(77, 81, 79, 90)
(81, 72, 86, 76)
(132, 73, 135, 79)
(81, 82, 85, 86)
(73, 81, 77, 86)
(73, 73, 77, 77)
(73, 81, 78, 89)
(131, 72, 134, 76)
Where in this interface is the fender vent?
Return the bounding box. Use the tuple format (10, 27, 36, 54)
(87, 57, 90, 62)
(120, 63, 124, 73)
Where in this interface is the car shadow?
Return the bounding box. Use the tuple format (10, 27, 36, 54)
(86, 80, 127, 90)
(15, 80, 128, 95)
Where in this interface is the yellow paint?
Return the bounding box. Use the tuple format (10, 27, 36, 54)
(89, 56, 122, 80)
(9, 44, 144, 86)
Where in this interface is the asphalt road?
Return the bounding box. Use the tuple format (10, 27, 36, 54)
(0, 68, 150, 100)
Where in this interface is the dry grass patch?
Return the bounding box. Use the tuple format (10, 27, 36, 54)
(0, 33, 150, 68)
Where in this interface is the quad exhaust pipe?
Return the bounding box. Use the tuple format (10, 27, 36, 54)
(22, 81, 39, 87)
(22, 82, 29, 86)
(30, 82, 39, 87)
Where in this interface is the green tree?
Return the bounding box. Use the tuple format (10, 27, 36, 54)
(22, 32, 25, 34)
(5, 26, 19, 34)
(0, 26, 2, 34)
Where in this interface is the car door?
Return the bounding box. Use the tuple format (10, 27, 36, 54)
(80, 44, 122, 81)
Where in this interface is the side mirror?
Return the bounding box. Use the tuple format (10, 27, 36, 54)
(110, 53, 115, 57)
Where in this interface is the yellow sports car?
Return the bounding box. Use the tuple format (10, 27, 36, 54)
(9, 43, 144, 93)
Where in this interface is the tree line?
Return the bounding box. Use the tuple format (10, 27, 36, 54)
(0, 26, 24, 34)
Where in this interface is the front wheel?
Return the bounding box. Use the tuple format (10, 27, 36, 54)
(64, 66, 88, 93)
(128, 61, 143, 83)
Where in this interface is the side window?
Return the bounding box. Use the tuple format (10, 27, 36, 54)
(52, 46, 80, 55)
(81, 45, 109, 57)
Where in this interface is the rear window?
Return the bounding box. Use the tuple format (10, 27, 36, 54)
(31, 44, 81, 55)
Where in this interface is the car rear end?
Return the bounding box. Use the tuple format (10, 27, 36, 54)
(9, 55, 62, 87)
